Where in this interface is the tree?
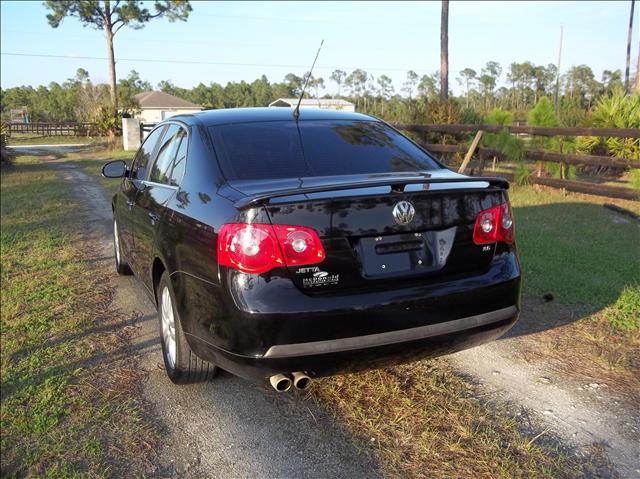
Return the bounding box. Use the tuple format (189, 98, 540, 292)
(602, 69, 624, 95)
(344, 69, 368, 110)
(376, 75, 394, 115)
(330, 69, 346, 97)
(118, 70, 151, 113)
(480, 61, 502, 110)
(564, 65, 600, 108)
(251, 75, 273, 107)
(457, 68, 476, 108)
(284, 73, 304, 96)
(625, 0, 636, 92)
(440, 0, 449, 101)
(402, 70, 419, 99)
(45, 0, 192, 110)
(303, 72, 324, 99)
(418, 73, 439, 101)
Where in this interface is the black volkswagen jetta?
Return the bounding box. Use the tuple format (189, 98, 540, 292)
(102, 108, 521, 392)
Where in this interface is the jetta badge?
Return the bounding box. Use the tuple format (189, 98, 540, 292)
(392, 200, 415, 225)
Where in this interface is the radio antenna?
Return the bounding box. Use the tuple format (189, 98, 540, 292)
(293, 39, 324, 121)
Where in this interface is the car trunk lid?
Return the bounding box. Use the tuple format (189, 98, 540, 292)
(227, 171, 508, 293)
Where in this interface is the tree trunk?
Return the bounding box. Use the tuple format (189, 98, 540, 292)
(636, 39, 640, 92)
(440, 0, 449, 102)
(625, 0, 635, 92)
(106, 29, 118, 110)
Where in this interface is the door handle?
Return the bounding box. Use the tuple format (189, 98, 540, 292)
(148, 212, 160, 224)
(126, 200, 135, 210)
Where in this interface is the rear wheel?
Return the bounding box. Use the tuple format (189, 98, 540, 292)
(113, 218, 132, 275)
(157, 272, 217, 384)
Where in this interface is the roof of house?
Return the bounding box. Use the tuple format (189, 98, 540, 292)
(135, 91, 202, 109)
(268, 98, 355, 107)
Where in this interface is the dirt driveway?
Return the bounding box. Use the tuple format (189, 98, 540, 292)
(55, 158, 639, 478)
(57, 163, 380, 478)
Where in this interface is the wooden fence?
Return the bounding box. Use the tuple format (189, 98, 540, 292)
(394, 123, 640, 201)
(7, 122, 97, 136)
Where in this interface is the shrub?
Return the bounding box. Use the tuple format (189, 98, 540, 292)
(514, 162, 531, 185)
(459, 108, 483, 125)
(482, 108, 524, 163)
(577, 88, 640, 159)
(1, 123, 14, 167)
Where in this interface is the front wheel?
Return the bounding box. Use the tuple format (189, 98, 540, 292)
(157, 272, 217, 384)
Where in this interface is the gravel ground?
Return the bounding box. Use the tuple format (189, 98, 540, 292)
(56, 157, 639, 478)
(451, 309, 640, 478)
(58, 163, 380, 479)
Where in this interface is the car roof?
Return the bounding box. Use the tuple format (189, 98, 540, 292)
(168, 107, 376, 126)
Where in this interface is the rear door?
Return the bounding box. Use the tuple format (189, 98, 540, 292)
(131, 124, 188, 289)
(119, 125, 165, 272)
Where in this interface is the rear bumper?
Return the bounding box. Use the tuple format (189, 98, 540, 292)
(179, 251, 521, 380)
(188, 306, 518, 380)
(264, 306, 516, 358)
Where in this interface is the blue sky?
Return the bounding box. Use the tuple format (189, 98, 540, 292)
(1, 1, 637, 95)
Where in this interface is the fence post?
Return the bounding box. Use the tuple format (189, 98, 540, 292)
(122, 118, 141, 151)
(458, 130, 483, 174)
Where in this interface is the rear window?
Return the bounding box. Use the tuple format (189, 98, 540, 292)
(209, 120, 441, 180)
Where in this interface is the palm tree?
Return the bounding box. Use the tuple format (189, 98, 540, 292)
(440, 0, 449, 101)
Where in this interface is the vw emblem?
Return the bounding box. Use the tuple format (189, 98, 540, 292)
(392, 201, 415, 225)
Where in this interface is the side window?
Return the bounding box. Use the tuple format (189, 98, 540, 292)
(149, 124, 180, 184)
(131, 126, 165, 180)
(169, 128, 188, 186)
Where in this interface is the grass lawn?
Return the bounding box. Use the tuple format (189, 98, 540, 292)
(0, 156, 155, 476)
(510, 185, 639, 315)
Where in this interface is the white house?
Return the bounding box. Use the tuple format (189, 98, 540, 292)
(268, 98, 355, 112)
(133, 91, 203, 123)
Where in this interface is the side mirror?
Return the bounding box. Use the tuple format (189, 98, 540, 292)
(102, 160, 128, 178)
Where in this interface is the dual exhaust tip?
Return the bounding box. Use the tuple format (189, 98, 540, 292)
(269, 372, 311, 392)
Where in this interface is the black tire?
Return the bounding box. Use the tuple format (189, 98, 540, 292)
(157, 271, 217, 384)
(113, 218, 133, 276)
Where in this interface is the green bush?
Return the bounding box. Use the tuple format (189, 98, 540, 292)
(514, 162, 531, 185)
(1, 123, 14, 167)
(577, 88, 640, 159)
(482, 109, 524, 163)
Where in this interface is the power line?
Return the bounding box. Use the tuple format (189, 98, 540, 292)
(1, 51, 457, 74)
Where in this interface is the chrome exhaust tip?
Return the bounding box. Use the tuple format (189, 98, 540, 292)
(269, 373, 292, 392)
(292, 371, 312, 390)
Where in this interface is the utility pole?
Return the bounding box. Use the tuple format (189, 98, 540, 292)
(440, 0, 449, 102)
(625, 0, 636, 92)
(636, 39, 640, 91)
(554, 24, 563, 112)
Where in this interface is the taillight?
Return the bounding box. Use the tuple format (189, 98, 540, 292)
(217, 223, 325, 274)
(272, 225, 326, 266)
(472, 203, 515, 245)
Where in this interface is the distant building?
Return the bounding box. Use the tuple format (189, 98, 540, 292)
(268, 98, 355, 112)
(134, 91, 203, 123)
(9, 107, 29, 124)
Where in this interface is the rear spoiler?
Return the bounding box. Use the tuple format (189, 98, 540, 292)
(234, 176, 510, 209)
